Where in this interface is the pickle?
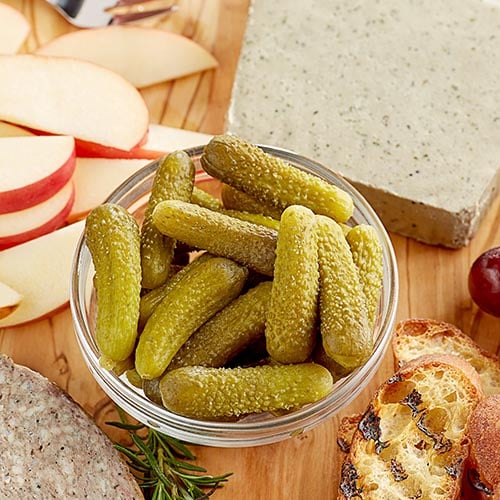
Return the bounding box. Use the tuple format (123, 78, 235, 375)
(316, 215, 372, 369)
(266, 205, 319, 363)
(312, 343, 352, 382)
(159, 363, 333, 418)
(346, 224, 383, 327)
(143, 377, 162, 405)
(168, 281, 272, 370)
(85, 203, 141, 361)
(140, 151, 195, 289)
(138, 253, 213, 329)
(125, 368, 143, 388)
(191, 186, 223, 211)
(152, 200, 278, 276)
(201, 134, 354, 223)
(222, 209, 280, 231)
(99, 354, 135, 376)
(221, 183, 283, 220)
(135, 257, 248, 379)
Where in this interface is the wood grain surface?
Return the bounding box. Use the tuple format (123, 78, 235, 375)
(1, 1, 499, 499)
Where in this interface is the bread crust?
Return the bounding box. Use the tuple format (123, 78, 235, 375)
(392, 318, 500, 396)
(465, 395, 500, 499)
(338, 354, 483, 500)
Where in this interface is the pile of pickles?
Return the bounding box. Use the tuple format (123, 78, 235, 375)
(85, 134, 383, 420)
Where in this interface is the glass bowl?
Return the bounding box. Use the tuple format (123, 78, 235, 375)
(70, 144, 399, 448)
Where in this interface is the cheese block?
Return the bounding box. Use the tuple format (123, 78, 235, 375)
(227, 0, 500, 247)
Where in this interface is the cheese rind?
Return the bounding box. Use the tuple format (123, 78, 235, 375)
(227, 0, 500, 247)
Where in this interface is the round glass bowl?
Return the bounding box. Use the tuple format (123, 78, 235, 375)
(70, 144, 399, 448)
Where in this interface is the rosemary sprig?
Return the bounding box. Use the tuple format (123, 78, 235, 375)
(107, 407, 232, 500)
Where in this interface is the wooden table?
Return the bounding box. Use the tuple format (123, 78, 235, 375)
(1, 1, 499, 498)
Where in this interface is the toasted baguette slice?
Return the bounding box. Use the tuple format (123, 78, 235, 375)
(0, 354, 143, 498)
(338, 354, 483, 500)
(337, 414, 362, 458)
(462, 395, 500, 500)
(392, 318, 500, 396)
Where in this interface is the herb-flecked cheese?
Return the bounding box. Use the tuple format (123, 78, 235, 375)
(227, 0, 500, 247)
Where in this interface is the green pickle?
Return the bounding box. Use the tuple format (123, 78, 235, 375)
(201, 135, 354, 223)
(191, 186, 223, 211)
(140, 151, 195, 289)
(135, 257, 248, 379)
(159, 363, 333, 419)
(168, 281, 272, 370)
(143, 377, 162, 405)
(346, 224, 383, 327)
(316, 215, 372, 369)
(138, 253, 214, 329)
(266, 205, 319, 363)
(152, 199, 278, 276)
(221, 183, 283, 220)
(86, 203, 141, 361)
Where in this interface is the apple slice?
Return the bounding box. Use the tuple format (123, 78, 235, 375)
(0, 282, 23, 320)
(0, 54, 149, 150)
(0, 4, 30, 55)
(36, 26, 218, 88)
(69, 158, 150, 221)
(0, 220, 84, 327)
(75, 124, 212, 160)
(0, 135, 75, 213)
(0, 180, 75, 250)
(144, 124, 212, 152)
(0, 121, 33, 137)
(74, 137, 162, 160)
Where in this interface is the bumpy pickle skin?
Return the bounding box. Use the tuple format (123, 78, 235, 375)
(159, 363, 333, 419)
(191, 186, 223, 211)
(138, 253, 214, 329)
(152, 199, 278, 276)
(168, 281, 272, 370)
(346, 224, 383, 328)
(135, 257, 248, 379)
(140, 151, 195, 289)
(220, 183, 283, 220)
(201, 135, 354, 223)
(316, 215, 372, 369)
(85, 203, 141, 361)
(266, 205, 319, 363)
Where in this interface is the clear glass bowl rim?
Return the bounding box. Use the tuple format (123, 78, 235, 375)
(70, 143, 399, 448)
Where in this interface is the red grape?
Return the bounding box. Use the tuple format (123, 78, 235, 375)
(468, 247, 500, 317)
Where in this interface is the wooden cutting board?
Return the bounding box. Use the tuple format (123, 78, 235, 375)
(0, 1, 499, 498)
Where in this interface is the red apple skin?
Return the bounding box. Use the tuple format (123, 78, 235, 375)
(27, 126, 162, 160)
(0, 148, 76, 214)
(0, 186, 75, 250)
(75, 138, 163, 160)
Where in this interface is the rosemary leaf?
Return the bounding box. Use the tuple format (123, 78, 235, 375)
(106, 408, 232, 500)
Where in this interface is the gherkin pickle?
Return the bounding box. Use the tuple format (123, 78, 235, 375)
(221, 183, 283, 220)
(168, 281, 272, 370)
(138, 253, 214, 329)
(266, 205, 319, 363)
(140, 151, 195, 289)
(135, 257, 248, 379)
(346, 224, 383, 327)
(159, 363, 333, 419)
(191, 186, 223, 211)
(86, 203, 141, 361)
(316, 215, 372, 369)
(152, 199, 278, 276)
(201, 135, 354, 223)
